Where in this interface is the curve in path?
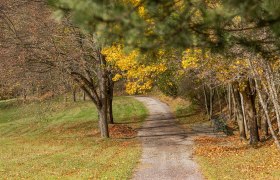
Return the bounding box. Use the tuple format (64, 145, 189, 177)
(132, 96, 204, 180)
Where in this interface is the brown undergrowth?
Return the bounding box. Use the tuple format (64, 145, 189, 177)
(110, 124, 137, 138)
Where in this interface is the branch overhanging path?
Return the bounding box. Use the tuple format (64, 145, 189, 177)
(132, 96, 204, 180)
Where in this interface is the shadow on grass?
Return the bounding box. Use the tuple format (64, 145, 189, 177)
(114, 114, 147, 124)
(114, 120, 143, 125)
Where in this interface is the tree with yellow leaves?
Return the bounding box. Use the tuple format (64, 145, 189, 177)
(102, 44, 167, 95)
(181, 48, 260, 142)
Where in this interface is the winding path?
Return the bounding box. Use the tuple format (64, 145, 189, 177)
(132, 96, 204, 180)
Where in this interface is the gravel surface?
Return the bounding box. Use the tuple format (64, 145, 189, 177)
(132, 96, 204, 180)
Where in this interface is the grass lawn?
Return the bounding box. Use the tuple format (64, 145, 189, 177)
(0, 96, 148, 179)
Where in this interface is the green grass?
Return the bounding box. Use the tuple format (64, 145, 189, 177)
(174, 104, 209, 130)
(0, 96, 148, 179)
(150, 92, 208, 128)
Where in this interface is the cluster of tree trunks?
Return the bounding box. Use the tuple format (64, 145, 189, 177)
(203, 77, 280, 147)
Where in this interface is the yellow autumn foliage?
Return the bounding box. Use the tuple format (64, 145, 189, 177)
(102, 45, 167, 94)
(182, 48, 209, 69)
(126, 0, 146, 17)
(182, 48, 250, 84)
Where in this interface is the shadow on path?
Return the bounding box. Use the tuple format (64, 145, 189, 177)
(132, 96, 208, 180)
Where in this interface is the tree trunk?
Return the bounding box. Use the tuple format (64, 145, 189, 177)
(257, 102, 262, 129)
(203, 85, 210, 119)
(108, 97, 114, 124)
(98, 106, 109, 138)
(97, 52, 109, 138)
(209, 87, 214, 119)
(217, 88, 222, 113)
(73, 89, 76, 102)
(232, 83, 247, 139)
(228, 84, 232, 120)
(83, 91, 86, 101)
(263, 94, 269, 136)
(231, 87, 237, 122)
(240, 80, 260, 145)
(240, 92, 248, 136)
(107, 80, 114, 124)
(264, 116, 269, 136)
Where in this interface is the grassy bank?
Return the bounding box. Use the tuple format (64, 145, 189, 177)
(195, 135, 280, 180)
(150, 92, 207, 128)
(0, 96, 148, 179)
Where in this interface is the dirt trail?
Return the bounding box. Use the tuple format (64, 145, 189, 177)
(132, 96, 205, 180)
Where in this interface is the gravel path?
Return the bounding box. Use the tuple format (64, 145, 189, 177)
(132, 96, 204, 180)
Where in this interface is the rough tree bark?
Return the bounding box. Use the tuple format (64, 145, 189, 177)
(97, 52, 109, 138)
(240, 80, 260, 145)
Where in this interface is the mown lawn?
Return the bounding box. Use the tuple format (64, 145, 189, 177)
(0, 96, 148, 179)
